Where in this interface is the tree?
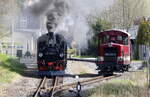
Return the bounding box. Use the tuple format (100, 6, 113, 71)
(86, 17, 112, 56)
(137, 18, 150, 46)
(0, 0, 21, 39)
(100, 0, 149, 31)
(135, 18, 150, 59)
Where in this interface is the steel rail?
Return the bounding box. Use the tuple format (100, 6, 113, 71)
(33, 76, 63, 97)
(49, 74, 121, 96)
(50, 77, 58, 97)
(34, 76, 47, 97)
(47, 75, 104, 91)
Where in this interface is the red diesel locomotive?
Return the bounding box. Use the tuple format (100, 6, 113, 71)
(97, 29, 131, 75)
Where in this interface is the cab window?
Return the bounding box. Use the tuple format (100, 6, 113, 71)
(117, 36, 123, 41)
(123, 36, 128, 45)
(102, 35, 109, 43)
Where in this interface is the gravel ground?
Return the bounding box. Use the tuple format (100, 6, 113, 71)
(3, 77, 41, 97)
(63, 61, 98, 84)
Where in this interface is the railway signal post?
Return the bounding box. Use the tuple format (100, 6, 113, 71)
(76, 82, 82, 97)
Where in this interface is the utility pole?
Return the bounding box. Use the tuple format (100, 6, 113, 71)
(11, 20, 14, 56)
(122, 0, 125, 30)
(148, 46, 150, 88)
(11, 0, 14, 56)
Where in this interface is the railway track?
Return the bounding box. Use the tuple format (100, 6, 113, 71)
(48, 74, 121, 96)
(34, 77, 47, 97)
(34, 76, 63, 97)
(33, 74, 120, 97)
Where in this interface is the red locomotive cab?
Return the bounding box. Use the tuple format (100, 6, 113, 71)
(97, 29, 131, 73)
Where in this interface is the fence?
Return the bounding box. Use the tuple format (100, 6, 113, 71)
(139, 45, 150, 87)
(139, 45, 150, 61)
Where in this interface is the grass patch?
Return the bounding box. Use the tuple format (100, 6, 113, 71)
(67, 49, 76, 55)
(73, 55, 96, 58)
(80, 71, 87, 74)
(83, 71, 150, 97)
(0, 54, 26, 83)
(132, 60, 142, 62)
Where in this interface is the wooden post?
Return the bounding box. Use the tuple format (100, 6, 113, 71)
(148, 49, 150, 88)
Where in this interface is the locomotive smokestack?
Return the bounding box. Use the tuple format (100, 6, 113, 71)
(48, 31, 54, 38)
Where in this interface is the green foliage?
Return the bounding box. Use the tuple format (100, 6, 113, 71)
(91, 18, 112, 33)
(136, 19, 150, 46)
(73, 55, 95, 58)
(0, 54, 26, 83)
(67, 49, 76, 55)
(87, 18, 112, 56)
(135, 19, 150, 59)
(0, 0, 21, 38)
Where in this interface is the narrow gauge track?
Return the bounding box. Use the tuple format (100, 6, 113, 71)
(48, 74, 121, 96)
(34, 76, 63, 97)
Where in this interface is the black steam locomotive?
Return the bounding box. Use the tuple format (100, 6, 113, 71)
(37, 32, 67, 76)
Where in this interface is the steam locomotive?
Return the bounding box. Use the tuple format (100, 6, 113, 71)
(97, 29, 131, 75)
(37, 32, 67, 76)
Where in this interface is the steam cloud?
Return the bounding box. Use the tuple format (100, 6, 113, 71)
(29, 0, 113, 49)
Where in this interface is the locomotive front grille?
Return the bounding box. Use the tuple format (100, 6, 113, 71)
(104, 56, 117, 62)
(104, 47, 118, 62)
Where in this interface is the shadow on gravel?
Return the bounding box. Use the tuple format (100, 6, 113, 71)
(64, 73, 99, 78)
(22, 69, 39, 78)
(138, 62, 147, 70)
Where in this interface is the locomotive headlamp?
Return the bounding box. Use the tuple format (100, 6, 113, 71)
(117, 56, 124, 61)
(60, 53, 64, 57)
(98, 56, 104, 61)
(39, 53, 43, 57)
(108, 43, 112, 47)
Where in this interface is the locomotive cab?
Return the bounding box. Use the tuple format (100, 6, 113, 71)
(97, 30, 131, 75)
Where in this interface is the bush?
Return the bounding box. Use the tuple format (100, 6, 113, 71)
(87, 18, 112, 56)
(0, 54, 26, 83)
